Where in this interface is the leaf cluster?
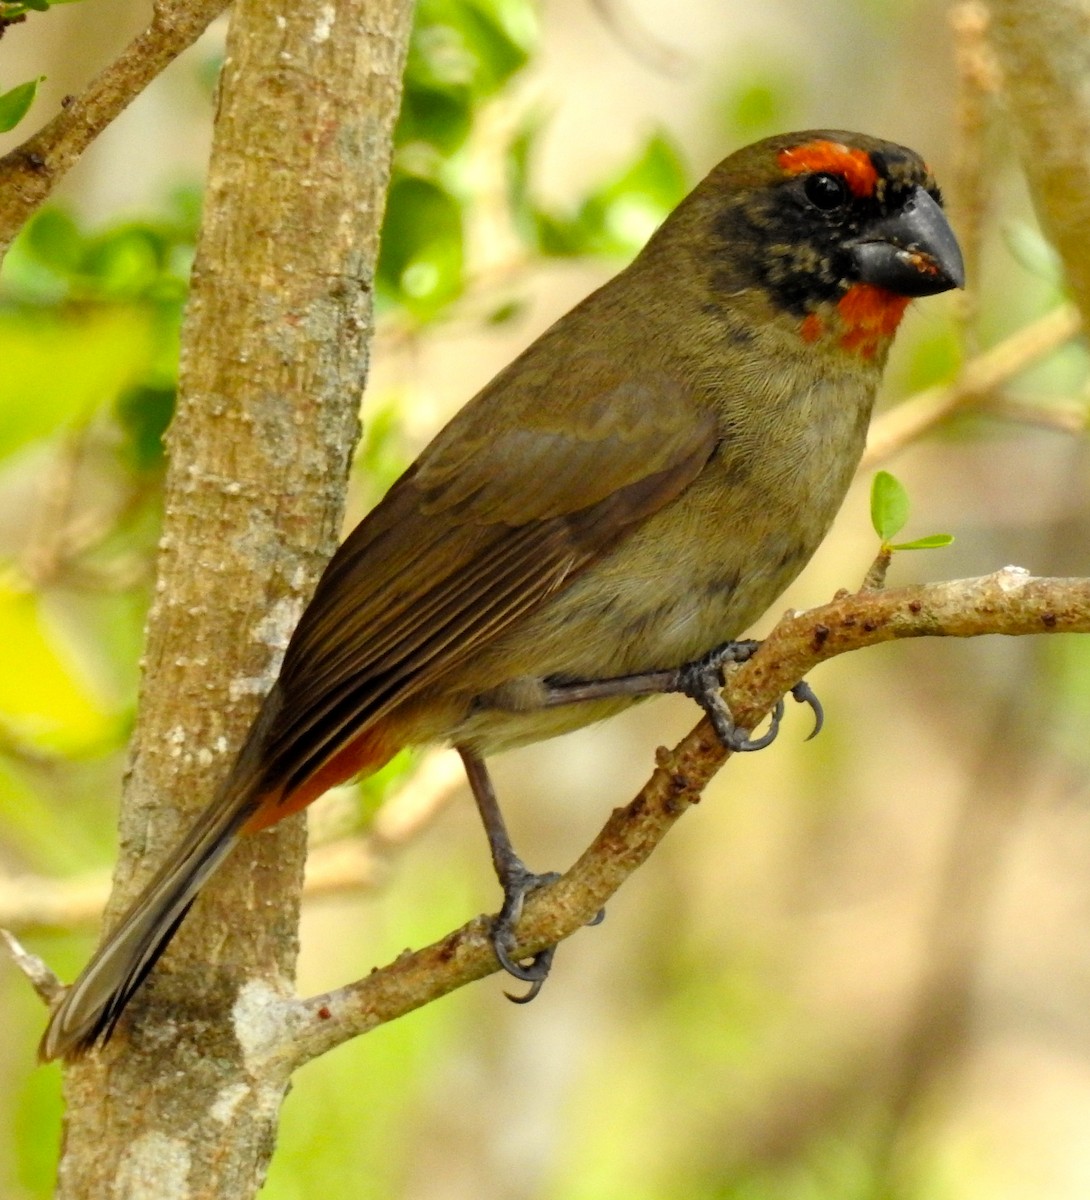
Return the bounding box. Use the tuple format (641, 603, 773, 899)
(379, 0, 689, 318)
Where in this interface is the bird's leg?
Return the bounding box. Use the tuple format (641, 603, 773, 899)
(457, 746, 559, 1003)
(533, 638, 823, 752)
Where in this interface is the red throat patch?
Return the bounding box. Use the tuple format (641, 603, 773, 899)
(835, 283, 911, 359)
(778, 140, 879, 198)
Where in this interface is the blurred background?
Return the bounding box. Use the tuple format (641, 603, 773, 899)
(1, 0, 1089, 1196)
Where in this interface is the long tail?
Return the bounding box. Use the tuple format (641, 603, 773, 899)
(38, 704, 282, 1063)
(38, 796, 253, 1061)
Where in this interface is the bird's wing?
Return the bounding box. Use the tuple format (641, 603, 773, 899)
(263, 355, 718, 792)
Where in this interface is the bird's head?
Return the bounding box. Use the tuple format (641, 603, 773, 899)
(656, 130, 965, 361)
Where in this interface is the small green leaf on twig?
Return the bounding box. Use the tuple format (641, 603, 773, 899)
(865, 471, 953, 588)
(888, 533, 955, 551)
(0, 76, 43, 131)
(870, 470, 910, 542)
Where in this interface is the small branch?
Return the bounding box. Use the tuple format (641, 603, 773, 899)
(0, 0, 229, 255)
(1, 927, 63, 1005)
(978, 391, 1089, 434)
(252, 568, 1090, 1073)
(860, 546, 893, 591)
(862, 303, 1083, 467)
(0, 751, 464, 931)
(588, 0, 690, 76)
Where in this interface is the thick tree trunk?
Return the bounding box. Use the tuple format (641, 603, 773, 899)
(52, 0, 413, 1195)
(985, 0, 1090, 325)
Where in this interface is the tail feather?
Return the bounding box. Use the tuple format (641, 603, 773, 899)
(38, 803, 248, 1062)
(39, 691, 290, 1061)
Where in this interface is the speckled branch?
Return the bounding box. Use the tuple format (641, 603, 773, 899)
(221, 568, 1090, 1075)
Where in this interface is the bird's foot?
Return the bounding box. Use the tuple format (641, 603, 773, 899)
(678, 639, 823, 752)
(491, 862, 606, 1003)
(491, 863, 560, 1003)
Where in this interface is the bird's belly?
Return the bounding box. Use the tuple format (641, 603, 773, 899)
(447, 368, 873, 755)
(445, 527, 804, 755)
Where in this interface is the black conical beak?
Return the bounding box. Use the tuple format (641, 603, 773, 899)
(850, 186, 965, 297)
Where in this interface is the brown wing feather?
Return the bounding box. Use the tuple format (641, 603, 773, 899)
(262, 356, 718, 793)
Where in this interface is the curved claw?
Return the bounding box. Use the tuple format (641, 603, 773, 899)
(790, 680, 824, 740)
(490, 866, 562, 1001)
(731, 697, 784, 753)
(586, 908, 606, 927)
(501, 948, 555, 1004)
(493, 935, 552, 983)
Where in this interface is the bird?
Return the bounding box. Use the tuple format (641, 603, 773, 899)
(39, 129, 964, 1062)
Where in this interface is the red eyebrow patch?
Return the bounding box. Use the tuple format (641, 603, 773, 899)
(777, 140, 879, 197)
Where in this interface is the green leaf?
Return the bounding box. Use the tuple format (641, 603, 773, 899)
(354, 747, 421, 827)
(470, 0, 537, 53)
(23, 207, 84, 274)
(575, 132, 689, 257)
(115, 383, 175, 470)
(0, 306, 159, 460)
(530, 210, 593, 257)
(870, 470, 910, 542)
(354, 400, 411, 503)
(486, 297, 524, 325)
(721, 70, 798, 141)
(4, 204, 196, 306)
(0, 77, 43, 133)
(405, 0, 530, 102)
(458, 0, 529, 94)
(82, 225, 165, 297)
(888, 533, 955, 551)
(377, 176, 464, 318)
(1004, 221, 1063, 286)
(396, 86, 472, 155)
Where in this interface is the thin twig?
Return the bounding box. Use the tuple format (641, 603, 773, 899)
(949, 0, 1001, 353)
(1, 927, 63, 1005)
(0, 0, 229, 255)
(588, 0, 690, 76)
(977, 392, 1089, 434)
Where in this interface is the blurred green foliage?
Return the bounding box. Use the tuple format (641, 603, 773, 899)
(0, 189, 197, 789)
(379, 0, 688, 316)
(508, 126, 688, 257)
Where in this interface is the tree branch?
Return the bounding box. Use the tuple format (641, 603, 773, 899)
(218, 568, 1090, 1074)
(0, 0, 230, 256)
(1, 927, 63, 1005)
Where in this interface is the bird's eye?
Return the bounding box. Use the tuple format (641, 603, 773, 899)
(803, 173, 848, 211)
